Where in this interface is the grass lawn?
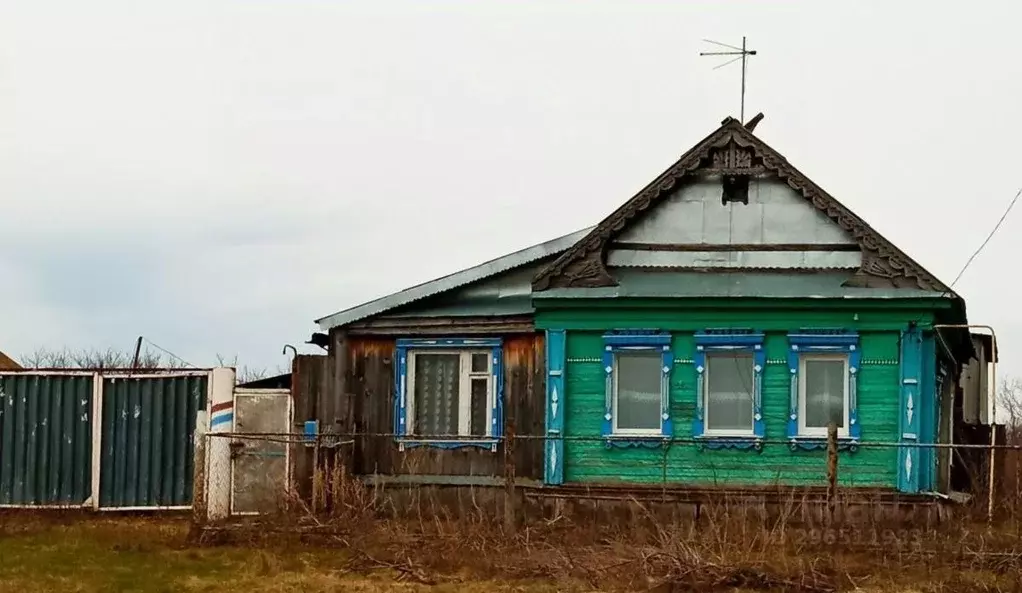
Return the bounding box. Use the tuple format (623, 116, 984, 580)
(0, 516, 574, 593)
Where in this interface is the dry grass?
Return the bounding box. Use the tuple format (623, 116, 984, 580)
(0, 514, 578, 593)
(6, 467, 1022, 593)
(3, 510, 1022, 592)
(194, 465, 1022, 593)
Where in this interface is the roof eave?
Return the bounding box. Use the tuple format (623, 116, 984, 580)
(315, 226, 595, 330)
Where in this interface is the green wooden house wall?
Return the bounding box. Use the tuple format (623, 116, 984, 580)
(537, 300, 944, 491)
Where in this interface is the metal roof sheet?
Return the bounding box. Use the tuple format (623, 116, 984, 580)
(382, 296, 537, 319)
(316, 227, 594, 330)
(535, 269, 954, 300)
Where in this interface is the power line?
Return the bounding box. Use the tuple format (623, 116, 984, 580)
(950, 186, 1022, 288)
(142, 337, 198, 369)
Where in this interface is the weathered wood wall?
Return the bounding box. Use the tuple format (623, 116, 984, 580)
(291, 329, 546, 484)
(343, 333, 545, 480)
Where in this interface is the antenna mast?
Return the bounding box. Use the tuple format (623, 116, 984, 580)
(700, 36, 757, 122)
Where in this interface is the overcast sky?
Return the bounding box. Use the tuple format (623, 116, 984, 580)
(1, 1, 1019, 377)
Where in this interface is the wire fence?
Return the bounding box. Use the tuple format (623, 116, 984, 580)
(199, 428, 1022, 529)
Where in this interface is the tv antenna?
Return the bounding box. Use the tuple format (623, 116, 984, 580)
(700, 37, 757, 122)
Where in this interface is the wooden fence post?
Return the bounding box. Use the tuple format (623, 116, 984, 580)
(504, 420, 517, 533)
(826, 422, 839, 525)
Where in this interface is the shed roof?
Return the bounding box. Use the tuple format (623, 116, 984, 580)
(316, 227, 593, 330)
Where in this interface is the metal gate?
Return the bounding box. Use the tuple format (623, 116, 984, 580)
(230, 388, 291, 515)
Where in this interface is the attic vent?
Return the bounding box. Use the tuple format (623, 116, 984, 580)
(722, 174, 749, 205)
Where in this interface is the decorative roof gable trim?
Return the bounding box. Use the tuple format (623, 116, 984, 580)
(532, 117, 950, 293)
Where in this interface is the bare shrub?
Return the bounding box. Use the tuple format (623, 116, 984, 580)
(20, 346, 170, 369)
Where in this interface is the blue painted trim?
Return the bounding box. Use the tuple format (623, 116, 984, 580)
(398, 439, 499, 451)
(602, 332, 671, 347)
(849, 345, 861, 441)
(604, 437, 669, 449)
(694, 331, 764, 347)
(753, 347, 766, 438)
(786, 346, 799, 440)
(693, 347, 706, 437)
(492, 345, 504, 440)
(786, 331, 861, 442)
(545, 329, 566, 485)
(693, 331, 765, 442)
(602, 344, 613, 438)
(601, 333, 673, 443)
(788, 438, 860, 452)
(210, 413, 233, 428)
(394, 337, 504, 451)
(898, 326, 923, 493)
(661, 346, 674, 439)
(396, 337, 502, 348)
(395, 344, 409, 437)
(697, 436, 763, 451)
(787, 332, 859, 348)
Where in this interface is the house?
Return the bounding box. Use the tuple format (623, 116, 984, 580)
(0, 350, 21, 370)
(305, 114, 983, 506)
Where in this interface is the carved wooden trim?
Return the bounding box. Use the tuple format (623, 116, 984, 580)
(532, 119, 948, 293)
(545, 248, 616, 289)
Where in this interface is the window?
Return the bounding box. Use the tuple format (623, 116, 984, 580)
(408, 351, 491, 437)
(705, 353, 755, 435)
(798, 355, 849, 437)
(613, 352, 663, 434)
(787, 331, 860, 449)
(693, 331, 765, 447)
(602, 332, 672, 443)
(395, 338, 502, 450)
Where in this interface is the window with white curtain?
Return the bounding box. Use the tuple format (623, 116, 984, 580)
(704, 353, 755, 435)
(798, 354, 849, 437)
(407, 350, 492, 438)
(613, 352, 663, 434)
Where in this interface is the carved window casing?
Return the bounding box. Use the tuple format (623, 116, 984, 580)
(394, 338, 503, 451)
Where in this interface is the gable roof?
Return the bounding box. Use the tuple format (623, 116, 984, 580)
(0, 350, 21, 370)
(532, 116, 952, 294)
(316, 227, 594, 330)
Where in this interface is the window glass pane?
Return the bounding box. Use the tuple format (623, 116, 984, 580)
(805, 359, 845, 429)
(470, 378, 489, 436)
(616, 353, 662, 431)
(706, 354, 754, 432)
(471, 353, 489, 374)
(413, 354, 460, 436)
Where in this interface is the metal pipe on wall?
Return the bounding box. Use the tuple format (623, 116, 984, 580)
(932, 324, 997, 524)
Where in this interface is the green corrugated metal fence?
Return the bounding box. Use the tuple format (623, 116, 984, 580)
(0, 374, 94, 506)
(99, 374, 207, 509)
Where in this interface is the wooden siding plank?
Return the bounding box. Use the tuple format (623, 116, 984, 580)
(348, 334, 545, 481)
(563, 330, 901, 488)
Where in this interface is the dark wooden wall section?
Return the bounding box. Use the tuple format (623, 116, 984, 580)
(290, 354, 329, 498)
(327, 330, 546, 481)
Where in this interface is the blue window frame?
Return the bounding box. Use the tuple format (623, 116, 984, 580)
(394, 338, 503, 451)
(786, 331, 860, 451)
(601, 332, 673, 448)
(693, 330, 765, 450)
